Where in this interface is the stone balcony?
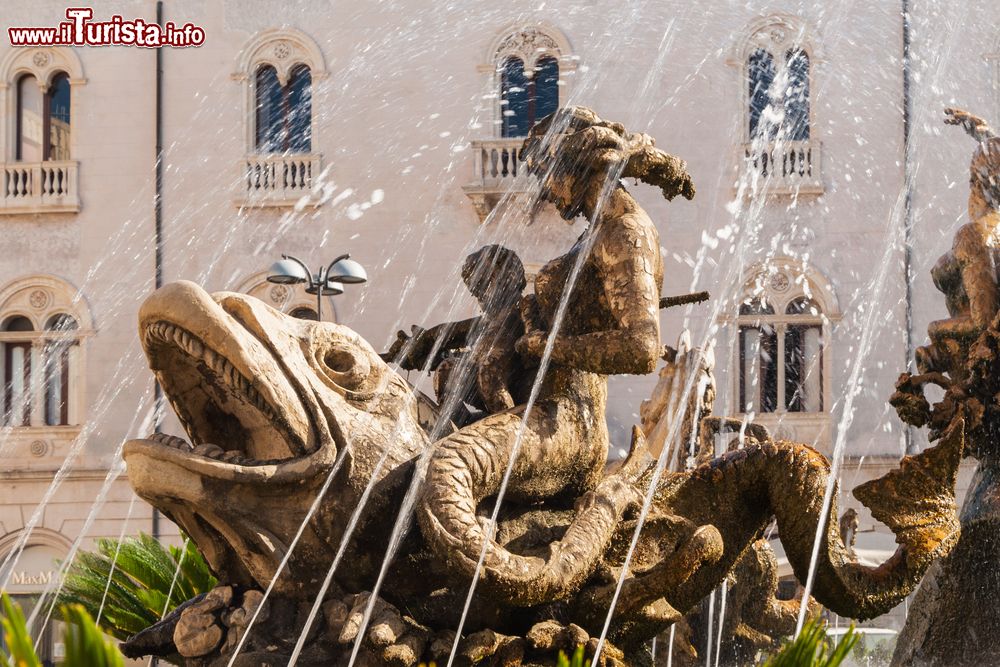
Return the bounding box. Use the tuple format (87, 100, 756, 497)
(239, 153, 321, 208)
(0, 161, 80, 214)
(462, 138, 531, 221)
(738, 139, 824, 196)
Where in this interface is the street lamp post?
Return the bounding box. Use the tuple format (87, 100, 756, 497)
(266, 253, 367, 320)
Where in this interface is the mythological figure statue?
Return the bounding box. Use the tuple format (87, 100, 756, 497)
(891, 109, 1000, 667)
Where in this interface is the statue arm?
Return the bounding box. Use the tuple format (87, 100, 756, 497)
(383, 317, 480, 370)
(518, 221, 661, 375)
(945, 107, 997, 142)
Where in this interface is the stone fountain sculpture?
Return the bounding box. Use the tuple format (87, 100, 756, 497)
(119, 108, 964, 666)
(640, 338, 815, 666)
(891, 109, 1000, 667)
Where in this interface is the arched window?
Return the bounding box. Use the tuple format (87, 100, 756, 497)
(500, 55, 560, 138)
(0, 276, 90, 430)
(3, 315, 33, 426)
(1, 48, 83, 167)
(254, 63, 312, 154)
(746, 47, 810, 141)
(43, 314, 78, 426)
(488, 26, 571, 138)
(235, 30, 326, 156)
(16, 71, 72, 162)
(735, 263, 834, 418)
(742, 22, 812, 143)
(288, 306, 319, 321)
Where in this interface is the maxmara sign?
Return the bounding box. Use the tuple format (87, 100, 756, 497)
(0, 544, 64, 593)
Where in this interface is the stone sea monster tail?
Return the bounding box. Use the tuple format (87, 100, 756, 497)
(787, 418, 964, 619)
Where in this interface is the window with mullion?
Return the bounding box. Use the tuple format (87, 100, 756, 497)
(500, 56, 560, 138)
(255, 64, 312, 154)
(747, 47, 810, 142)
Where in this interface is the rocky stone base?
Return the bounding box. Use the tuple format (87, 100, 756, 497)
(124, 585, 638, 667)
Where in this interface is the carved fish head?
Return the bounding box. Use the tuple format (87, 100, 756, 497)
(123, 281, 427, 592)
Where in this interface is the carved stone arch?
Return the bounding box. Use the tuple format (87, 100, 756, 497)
(738, 257, 840, 320)
(0, 47, 84, 161)
(483, 22, 575, 74)
(233, 28, 328, 86)
(232, 28, 328, 155)
(0, 526, 72, 557)
(0, 46, 85, 90)
(0, 528, 72, 593)
(730, 14, 821, 65)
(233, 270, 338, 322)
(0, 274, 93, 332)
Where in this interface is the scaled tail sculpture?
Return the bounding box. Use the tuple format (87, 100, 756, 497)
(891, 108, 1000, 667)
(118, 108, 962, 666)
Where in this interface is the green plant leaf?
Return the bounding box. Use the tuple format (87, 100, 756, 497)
(760, 619, 858, 667)
(57, 533, 216, 641)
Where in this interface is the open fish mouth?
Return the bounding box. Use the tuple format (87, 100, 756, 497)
(123, 281, 326, 475)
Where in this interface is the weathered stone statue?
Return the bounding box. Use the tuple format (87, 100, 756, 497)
(382, 244, 533, 426)
(119, 108, 963, 666)
(641, 344, 814, 666)
(891, 109, 1000, 667)
(639, 331, 716, 467)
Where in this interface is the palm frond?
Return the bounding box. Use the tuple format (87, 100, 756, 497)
(760, 619, 858, 667)
(61, 604, 125, 667)
(57, 533, 216, 640)
(0, 593, 41, 667)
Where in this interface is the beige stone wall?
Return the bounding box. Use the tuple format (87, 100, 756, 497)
(0, 0, 995, 641)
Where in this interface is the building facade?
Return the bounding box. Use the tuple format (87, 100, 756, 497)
(0, 0, 996, 658)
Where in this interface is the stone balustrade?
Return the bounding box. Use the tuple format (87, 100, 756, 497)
(463, 138, 531, 221)
(240, 153, 321, 207)
(0, 161, 80, 214)
(739, 139, 824, 195)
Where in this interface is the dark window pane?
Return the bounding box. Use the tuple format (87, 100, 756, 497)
(501, 57, 531, 138)
(748, 49, 776, 140)
(760, 324, 778, 412)
(739, 325, 778, 413)
(785, 324, 822, 412)
(3, 316, 34, 332)
(776, 578, 798, 601)
(784, 49, 810, 141)
(287, 65, 312, 153)
(785, 296, 820, 315)
(255, 66, 283, 152)
(739, 297, 775, 316)
(534, 57, 560, 125)
(289, 306, 319, 321)
(45, 313, 77, 331)
(48, 72, 71, 160)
